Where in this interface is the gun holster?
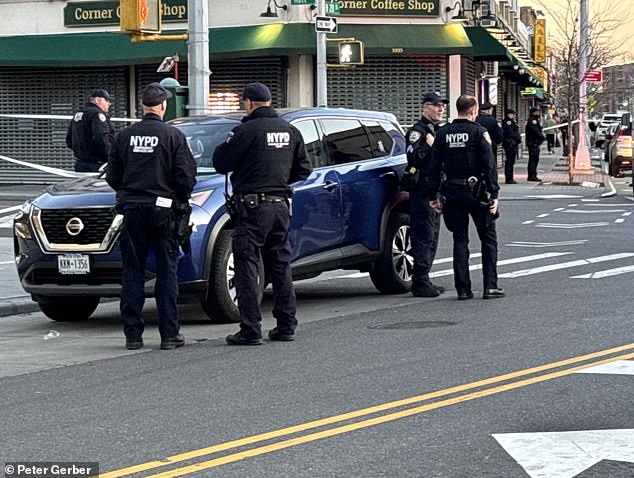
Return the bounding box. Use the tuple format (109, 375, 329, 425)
(172, 201, 193, 251)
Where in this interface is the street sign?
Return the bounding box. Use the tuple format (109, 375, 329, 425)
(585, 70, 603, 82)
(291, 0, 315, 4)
(326, 2, 340, 14)
(315, 15, 337, 33)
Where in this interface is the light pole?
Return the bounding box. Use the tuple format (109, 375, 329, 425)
(573, 0, 593, 174)
(316, 0, 327, 107)
(187, 0, 210, 115)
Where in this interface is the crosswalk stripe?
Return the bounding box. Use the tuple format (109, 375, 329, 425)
(499, 253, 634, 278)
(571, 264, 634, 279)
(430, 252, 574, 278)
(536, 222, 610, 229)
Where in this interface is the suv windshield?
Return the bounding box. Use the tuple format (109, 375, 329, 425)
(177, 122, 237, 175)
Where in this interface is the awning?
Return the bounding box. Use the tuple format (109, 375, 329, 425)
(464, 26, 509, 61)
(0, 23, 472, 67)
(500, 54, 543, 88)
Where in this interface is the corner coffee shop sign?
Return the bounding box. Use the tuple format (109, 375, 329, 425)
(336, 0, 438, 16)
(64, 0, 187, 27)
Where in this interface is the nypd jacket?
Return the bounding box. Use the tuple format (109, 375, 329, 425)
(525, 117, 546, 148)
(475, 112, 503, 145)
(66, 102, 114, 164)
(502, 115, 522, 147)
(212, 106, 312, 196)
(405, 115, 441, 196)
(428, 119, 500, 200)
(106, 113, 196, 205)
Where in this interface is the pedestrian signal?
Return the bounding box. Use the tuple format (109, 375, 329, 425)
(338, 41, 364, 65)
(120, 0, 162, 34)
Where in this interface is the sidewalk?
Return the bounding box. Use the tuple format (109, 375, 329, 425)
(0, 146, 612, 319)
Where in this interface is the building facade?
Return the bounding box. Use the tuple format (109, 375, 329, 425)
(0, 0, 543, 182)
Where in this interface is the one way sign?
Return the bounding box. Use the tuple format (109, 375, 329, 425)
(315, 15, 337, 33)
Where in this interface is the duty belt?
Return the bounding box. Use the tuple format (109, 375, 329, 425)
(445, 176, 479, 188)
(241, 193, 286, 205)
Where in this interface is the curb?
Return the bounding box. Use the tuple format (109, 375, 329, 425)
(0, 296, 40, 318)
(600, 174, 617, 198)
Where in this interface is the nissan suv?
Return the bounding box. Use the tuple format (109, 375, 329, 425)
(13, 107, 412, 322)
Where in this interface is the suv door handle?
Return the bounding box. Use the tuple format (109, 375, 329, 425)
(379, 171, 396, 178)
(323, 180, 338, 191)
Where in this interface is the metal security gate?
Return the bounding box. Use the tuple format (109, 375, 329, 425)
(0, 67, 127, 184)
(135, 57, 287, 113)
(327, 55, 448, 128)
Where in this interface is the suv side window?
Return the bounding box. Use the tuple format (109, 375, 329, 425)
(321, 118, 374, 164)
(362, 120, 395, 158)
(293, 119, 326, 168)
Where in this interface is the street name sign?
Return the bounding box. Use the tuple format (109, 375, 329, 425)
(326, 2, 340, 14)
(315, 16, 337, 33)
(585, 70, 603, 82)
(291, 0, 315, 4)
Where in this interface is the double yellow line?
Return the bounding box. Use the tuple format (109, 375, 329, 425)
(101, 343, 634, 478)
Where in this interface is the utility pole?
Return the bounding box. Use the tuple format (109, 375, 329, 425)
(187, 0, 210, 115)
(316, 0, 327, 107)
(573, 0, 593, 174)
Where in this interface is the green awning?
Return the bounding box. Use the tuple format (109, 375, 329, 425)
(0, 23, 472, 67)
(464, 26, 508, 61)
(500, 54, 543, 88)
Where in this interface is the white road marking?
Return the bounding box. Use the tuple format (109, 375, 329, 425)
(575, 360, 634, 375)
(623, 212, 632, 216)
(583, 203, 634, 207)
(507, 240, 587, 248)
(536, 213, 550, 217)
(567, 204, 578, 207)
(615, 218, 625, 223)
(431, 252, 574, 278)
(571, 264, 634, 279)
(553, 207, 565, 211)
(525, 195, 583, 199)
(522, 220, 535, 225)
(494, 429, 634, 478)
(499, 253, 634, 278)
(562, 209, 625, 213)
(581, 198, 599, 202)
(536, 222, 610, 229)
(626, 197, 634, 202)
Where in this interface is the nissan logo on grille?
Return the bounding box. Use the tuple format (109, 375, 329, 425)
(65, 217, 85, 236)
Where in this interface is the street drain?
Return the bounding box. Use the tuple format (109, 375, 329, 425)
(368, 321, 456, 330)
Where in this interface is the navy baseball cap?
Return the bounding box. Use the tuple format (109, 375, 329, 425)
(242, 82, 272, 102)
(506, 108, 516, 114)
(142, 82, 172, 107)
(422, 91, 449, 105)
(480, 101, 493, 110)
(90, 89, 113, 102)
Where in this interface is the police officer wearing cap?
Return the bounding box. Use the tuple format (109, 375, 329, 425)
(525, 107, 545, 181)
(106, 82, 196, 351)
(428, 94, 505, 300)
(66, 89, 115, 172)
(213, 82, 312, 345)
(404, 91, 448, 297)
(475, 101, 503, 159)
(502, 108, 521, 184)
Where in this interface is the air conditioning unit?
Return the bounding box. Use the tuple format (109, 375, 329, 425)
(480, 18, 497, 28)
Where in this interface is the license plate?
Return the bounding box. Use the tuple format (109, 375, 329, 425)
(58, 253, 90, 275)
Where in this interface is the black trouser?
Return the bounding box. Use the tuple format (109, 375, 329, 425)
(409, 191, 440, 290)
(74, 159, 104, 172)
(233, 200, 296, 340)
(119, 204, 180, 341)
(546, 134, 555, 152)
(503, 144, 518, 181)
(442, 187, 499, 294)
(527, 145, 541, 178)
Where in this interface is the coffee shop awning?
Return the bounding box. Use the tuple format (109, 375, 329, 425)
(0, 23, 472, 67)
(464, 26, 509, 61)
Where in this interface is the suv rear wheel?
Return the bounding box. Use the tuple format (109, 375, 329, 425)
(37, 296, 100, 321)
(370, 212, 413, 294)
(201, 229, 264, 323)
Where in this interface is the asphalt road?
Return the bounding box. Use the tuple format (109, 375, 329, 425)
(1, 180, 634, 477)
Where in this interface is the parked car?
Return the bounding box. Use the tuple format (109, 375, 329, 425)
(604, 122, 633, 177)
(13, 107, 412, 322)
(596, 111, 631, 148)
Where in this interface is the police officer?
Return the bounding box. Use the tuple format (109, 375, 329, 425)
(66, 89, 115, 172)
(475, 101, 503, 159)
(502, 108, 521, 184)
(213, 82, 312, 345)
(525, 107, 545, 181)
(106, 83, 196, 350)
(404, 91, 448, 297)
(428, 94, 505, 300)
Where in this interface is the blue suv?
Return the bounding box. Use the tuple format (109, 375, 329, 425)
(13, 107, 412, 322)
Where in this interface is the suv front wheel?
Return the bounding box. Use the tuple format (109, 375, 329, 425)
(370, 212, 413, 294)
(37, 296, 100, 321)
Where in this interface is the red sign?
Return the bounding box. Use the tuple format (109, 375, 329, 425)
(585, 70, 603, 82)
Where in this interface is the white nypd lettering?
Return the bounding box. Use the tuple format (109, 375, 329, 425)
(266, 131, 290, 149)
(446, 132, 469, 148)
(130, 135, 159, 153)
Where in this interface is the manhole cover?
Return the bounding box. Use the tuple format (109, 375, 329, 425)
(368, 321, 456, 330)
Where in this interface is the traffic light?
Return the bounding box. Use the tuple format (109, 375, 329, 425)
(120, 0, 162, 34)
(338, 41, 364, 66)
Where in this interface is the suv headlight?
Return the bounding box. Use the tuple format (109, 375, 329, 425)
(14, 201, 33, 239)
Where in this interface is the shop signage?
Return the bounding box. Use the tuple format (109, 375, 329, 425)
(64, 0, 187, 27)
(533, 18, 546, 63)
(336, 0, 438, 17)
